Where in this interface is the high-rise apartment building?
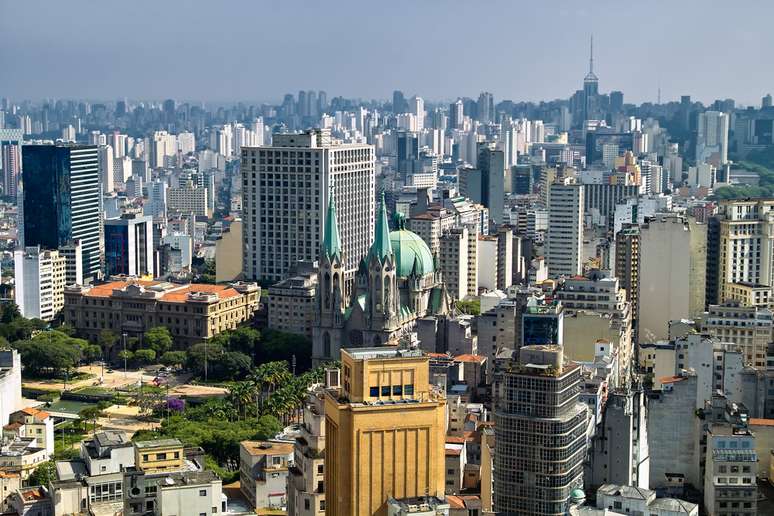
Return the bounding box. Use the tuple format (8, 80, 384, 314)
(0, 129, 23, 199)
(104, 214, 155, 278)
(696, 110, 729, 166)
(702, 302, 772, 368)
(242, 129, 375, 283)
(287, 387, 326, 516)
(615, 225, 640, 338)
(20, 144, 103, 284)
(439, 227, 469, 301)
(706, 199, 774, 307)
(639, 214, 706, 341)
(493, 345, 587, 515)
(14, 246, 66, 321)
(324, 347, 445, 516)
(167, 183, 209, 217)
(546, 179, 584, 278)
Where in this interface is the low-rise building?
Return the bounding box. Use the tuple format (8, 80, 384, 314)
(64, 279, 260, 347)
(287, 387, 326, 516)
(386, 496, 450, 516)
(240, 440, 294, 510)
(0, 438, 47, 480)
(595, 484, 697, 515)
(135, 439, 184, 473)
(80, 430, 135, 476)
(268, 264, 317, 338)
(3, 408, 54, 457)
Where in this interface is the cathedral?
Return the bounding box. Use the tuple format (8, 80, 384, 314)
(312, 191, 449, 363)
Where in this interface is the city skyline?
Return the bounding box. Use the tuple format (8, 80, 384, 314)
(2, 1, 774, 105)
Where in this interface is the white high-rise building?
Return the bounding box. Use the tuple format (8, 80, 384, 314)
(439, 227, 469, 301)
(242, 128, 375, 283)
(546, 179, 584, 278)
(151, 131, 177, 168)
(98, 144, 115, 193)
(112, 156, 132, 185)
(696, 111, 729, 166)
(167, 183, 209, 217)
(177, 132, 195, 155)
(144, 180, 168, 220)
(14, 246, 66, 321)
(411, 96, 425, 132)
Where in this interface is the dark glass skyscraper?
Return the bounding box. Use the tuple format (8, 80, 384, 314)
(20, 144, 103, 284)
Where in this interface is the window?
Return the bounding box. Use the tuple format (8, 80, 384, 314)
(381, 386, 390, 396)
(199, 489, 207, 496)
(392, 385, 402, 396)
(369, 387, 379, 397)
(404, 384, 414, 395)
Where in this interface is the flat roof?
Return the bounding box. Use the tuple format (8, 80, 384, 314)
(135, 439, 183, 450)
(241, 441, 294, 456)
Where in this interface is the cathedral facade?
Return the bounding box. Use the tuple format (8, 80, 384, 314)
(312, 192, 449, 364)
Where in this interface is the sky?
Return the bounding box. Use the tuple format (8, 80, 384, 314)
(2, 0, 773, 106)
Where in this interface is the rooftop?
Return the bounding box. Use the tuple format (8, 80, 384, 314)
(77, 280, 243, 303)
(241, 441, 294, 457)
(135, 438, 183, 450)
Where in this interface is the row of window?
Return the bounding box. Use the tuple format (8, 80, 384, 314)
(369, 384, 415, 397)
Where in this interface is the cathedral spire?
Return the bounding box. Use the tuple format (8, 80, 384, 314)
(322, 183, 342, 260)
(370, 191, 393, 263)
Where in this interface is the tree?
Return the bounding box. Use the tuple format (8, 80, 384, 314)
(0, 302, 20, 324)
(29, 460, 57, 486)
(14, 332, 82, 377)
(225, 327, 260, 356)
(144, 327, 173, 355)
(455, 299, 481, 316)
(212, 352, 252, 380)
(117, 350, 134, 365)
(185, 342, 223, 379)
(79, 405, 106, 435)
(160, 351, 186, 368)
(98, 330, 118, 358)
(134, 349, 157, 365)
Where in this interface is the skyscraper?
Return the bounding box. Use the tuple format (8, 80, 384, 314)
(696, 110, 729, 166)
(324, 347, 446, 516)
(546, 179, 584, 278)
(477, 92, 494, 123)
(242, 128, 375, 283)
(20, 144, 103, 284)
(478, 142, 505, 226)
(0, 128, 23, 199)
(494, 345, 587, 515)
(583, 36, 600, 122)
(449, 99, 464, 129)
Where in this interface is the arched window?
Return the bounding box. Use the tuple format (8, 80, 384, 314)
(323, 272, 331, 308)
(323, 332, 331, 358)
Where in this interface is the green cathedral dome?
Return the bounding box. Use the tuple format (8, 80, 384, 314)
(389, 230, 435, 278)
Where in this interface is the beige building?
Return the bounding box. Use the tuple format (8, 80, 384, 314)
(409, 209, 455, 255)
(63, 279, 260, 347)
(167, 183, 210, 217)
(215, 219, 243, 282)
(639, 214, 706, 342)
(288, 387, 326, 516)
(324, 348, 446, 516)
(726, 281, 773, 308)
(134, 439, 184, 473)
(702, 302, 773, 368)
(708, 199, 774, 306)
(439, 227, 469, 301)
(267, 265, 317, 338)
(240, 440, 294, 510)
(638, 341, 677, 389)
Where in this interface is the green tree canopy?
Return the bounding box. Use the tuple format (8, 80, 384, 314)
(134, 349, 157, 365)
(29, 460, 57, 486)
(144, 327, 173, 355)
(160, 351, 186, 368)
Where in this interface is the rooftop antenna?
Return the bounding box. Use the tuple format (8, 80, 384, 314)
(589, 35, 594, 75)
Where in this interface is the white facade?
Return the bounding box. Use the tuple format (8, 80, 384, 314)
(696, 111, 729, 166)
(439, 227, 469, 301)
(547, 180, 584, 278)
(14, 246, 66, 321)
(98, 145, 115, 193)
(242, 129, 375, 282)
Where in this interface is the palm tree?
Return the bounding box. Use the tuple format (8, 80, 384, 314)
(227, 382, 254, 420)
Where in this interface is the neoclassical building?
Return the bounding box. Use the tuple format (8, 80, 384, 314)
(313, 192, 449, 363)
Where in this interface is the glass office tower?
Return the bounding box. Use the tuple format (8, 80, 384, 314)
(21, 144, 103, 284)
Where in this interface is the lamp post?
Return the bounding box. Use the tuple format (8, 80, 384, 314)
(122, 332, 128, 379)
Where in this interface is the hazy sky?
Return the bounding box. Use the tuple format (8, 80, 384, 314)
(2, 1, 773, 106)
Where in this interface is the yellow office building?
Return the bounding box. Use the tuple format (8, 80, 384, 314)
(324, 347, 446, 516)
